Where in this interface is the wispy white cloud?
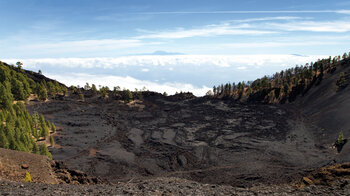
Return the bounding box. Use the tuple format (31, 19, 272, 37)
(136, 23, 276, 39)
(46, 73, 211, 96)
(135, 16, 350, 40)
(4, 39, 165, 58)
(2, 14, 348, 59)
(336, 9, 350, 14)
(228, 16, 305, 23)
(138, 10, 350, 15)
(267, 20, 350, 32)
(94, 14, 153, 22)
(21, 39, 145, 52)
(220, 41, 340, 48)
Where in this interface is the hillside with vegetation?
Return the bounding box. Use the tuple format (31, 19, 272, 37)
(0, 61, 67, 158)
(212, 52, 350, 103)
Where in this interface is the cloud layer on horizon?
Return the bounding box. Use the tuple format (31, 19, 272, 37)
(5, 54, 327, 69)
(4, 54, 328, 96)
(45, 73, 211, 96)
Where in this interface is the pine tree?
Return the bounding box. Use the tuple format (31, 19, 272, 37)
(8, 135, 19, 151)
(80, 94, 85, 101)
(40, 127, 49, 138)
(342, 53, 348, 59)
(47, 81, 56, 96)
(336, 72, 347, 88)
(319, 63, 324, 81)
(100, 86, 109, 97)
(39, 144, 52, 159)
(32, 112, 40, 131)
(32, 142, 39, 154)
(0, 82, 13, 109)
(62, 86, 67, 96)
(39, 114, 46, 127)
(49, 135, 55, 147)
(0, 127, 9, 148)
(91, 84, 98, 94)
(36, 83, 48, 101)
(0, 63, 10, 83)
(51, 123, 56, 133)
(123, 89, 133, 103)
(84, 82, 90, 90)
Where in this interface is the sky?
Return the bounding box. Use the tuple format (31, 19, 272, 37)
(1, 0, 350, 95)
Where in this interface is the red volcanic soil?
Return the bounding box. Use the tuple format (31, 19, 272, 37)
(0, 148, 57, 184)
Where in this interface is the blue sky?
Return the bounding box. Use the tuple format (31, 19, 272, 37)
(1, 0, 350, 95)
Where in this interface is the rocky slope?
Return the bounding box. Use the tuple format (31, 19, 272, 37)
(1, 176, 350, 196)
(293, 59, 350, 163)
(1, 147, 350, 195)
(0, 148, 102, 185)
(25, 88, 345, 188)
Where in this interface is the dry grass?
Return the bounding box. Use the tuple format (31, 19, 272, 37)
(298, 162, 350, 188)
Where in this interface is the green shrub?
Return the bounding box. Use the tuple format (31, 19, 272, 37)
(337, 131, 345, 145)
(25, 171, 32, 182)
(122, 89, 133, 103)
